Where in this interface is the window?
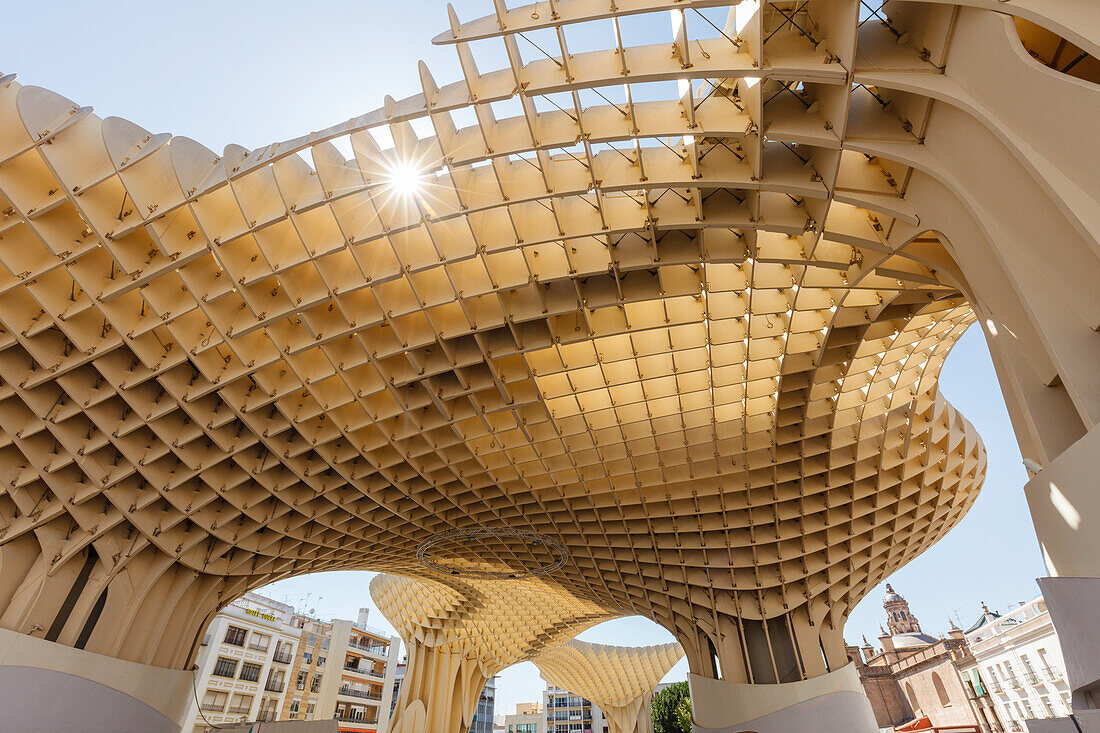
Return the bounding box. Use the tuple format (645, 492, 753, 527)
(213, 657, 239, 678)
(239, 662, 262, 682)
(905, 682, 919, 712)
(224, 625, 247, 647)
(272, 641, 291, 662)
(249, 632, 270, 651)
(1042, 697, 1055, 716)
(201, 689, 228, 712)
(933, 672, 951, 707)
(266, 669, 285, 691)
(1022, 700, 1035, 718)
(297, 670, 308, 689)
(228, 693, 253, 715)
(259, 697, 278, 721)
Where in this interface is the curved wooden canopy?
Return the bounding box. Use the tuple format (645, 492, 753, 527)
(15, 0, 1082, 677)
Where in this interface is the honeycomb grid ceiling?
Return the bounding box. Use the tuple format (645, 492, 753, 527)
(0, 0, 988, 667)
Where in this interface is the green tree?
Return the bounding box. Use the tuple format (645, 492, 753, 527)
(651, 681, 691, 733)
(673, 694, 693, 732)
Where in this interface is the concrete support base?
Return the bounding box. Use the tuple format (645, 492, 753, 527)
(1038, 577, 1100, 715)
(1026, 711, 1100, 733)
(0, 627, 192, 733)
(687, 663, 878, 733)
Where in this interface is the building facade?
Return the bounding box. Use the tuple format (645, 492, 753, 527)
(506, 702, 545, 733)
(543, 685, 608, 733)
(281, 608, 402, 733)
(956, 598, 1073, 732)
(848, 585, 982, 732)
(184, 597, 400, 733)
(182, 592, 302, 731)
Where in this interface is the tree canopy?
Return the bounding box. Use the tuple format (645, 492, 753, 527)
(651, 681, 691, 733)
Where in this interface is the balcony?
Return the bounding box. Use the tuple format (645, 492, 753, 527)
(201, 634, 211, 646)
(272, 649, 293, 664)
(265, 680, 286, 693)
(339, 685, 383, 700)
(337, 716, 379, 726)
(199, 703, 225, 713)
(1024, 672, 1039, 685)
(248, 642, 270, 653)
(343, 662, 383, 677)
(348, 639, 389, 655)
(227, 705, 251, 715)
(344, 666, 384, 679)
(1043, 667, 1063, 681)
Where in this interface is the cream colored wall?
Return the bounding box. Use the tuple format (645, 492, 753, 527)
(688, 662, 870, 730)
(0, 625, 193, 728)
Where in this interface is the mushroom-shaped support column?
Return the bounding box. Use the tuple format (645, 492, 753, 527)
(534, 640, 685, 733)
(371, 574, 617, 733)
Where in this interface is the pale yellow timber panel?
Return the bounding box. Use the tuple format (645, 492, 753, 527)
(535, 639, 684, 733)
(16, 0, 1100, 674)
(372, 573, 616, 733)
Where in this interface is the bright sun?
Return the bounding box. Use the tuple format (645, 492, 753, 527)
(387, 162, 424, 195)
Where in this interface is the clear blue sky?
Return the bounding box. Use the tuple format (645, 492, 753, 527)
(7, 0, 1048, 716)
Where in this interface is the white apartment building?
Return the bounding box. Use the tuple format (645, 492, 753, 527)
(282, 608, 402, 733)
(543, 685, 608, 733)
(182, 592, 301, 731)
(956, 597, 1073, 732)
(183, 597, 401, 733)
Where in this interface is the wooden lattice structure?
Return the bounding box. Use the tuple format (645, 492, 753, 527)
(34, 0, 1100, 692)
(535, 639, 685, 733)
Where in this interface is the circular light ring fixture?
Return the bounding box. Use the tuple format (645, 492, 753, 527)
(416, 527, 570, 579)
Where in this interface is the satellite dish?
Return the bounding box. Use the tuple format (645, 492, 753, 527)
(310, 608, 316, 615)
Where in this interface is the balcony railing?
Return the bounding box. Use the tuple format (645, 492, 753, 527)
(199, 703, 225, 712)
(337, 716, 379, 725)
(1024, 672, 1039, 685)
(248, 643, 270, 652)
(344, 665, 384, 679)
(223, 636, 245, 647)
(339, 686, 383, 700)
(265, 680, 286, 693)
(272, 650, 293, 664)
(1043, 667, 1063, 681)
(201, 634, 211, 646)
(227, 705, 251, 715)
(348, 639, 389, 655)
